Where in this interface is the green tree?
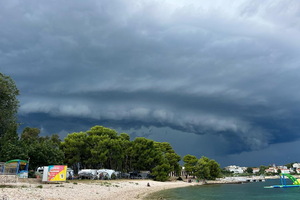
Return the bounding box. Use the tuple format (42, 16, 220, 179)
(0, 73, 19, 137)
(21, 127, 40, 142)
(85, 126, 126, 170)
(60, 131, 88, 171)
(0, 128, 27, 161)
(146, 142, 182, 181)
(130, 137, 162, 171)
(208, 159, 221, 179)
(183, 154, 198, 177)
(194, 156, 221, 180)
(61, 126, 132, 172)
(246, 167, 253, 174)
(87, 125, 118, 139)
(155, 142, 181, 177)
(27, 138, 64, 170)
(50, 134, 61, 146)
(119, 133, 132, 172)
(259, 165, 268, 175)
(285, 162, 295, 169)
(0, 73, 20, 156)
(152, 163, 171, 181)
(194, 156, 210, 179)
(19, 127, 64, 170)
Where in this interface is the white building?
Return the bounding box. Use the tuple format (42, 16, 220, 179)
(293, 163, 300, 169)
(265, 167, 277, 173)
(252, 168, 259, 174)
(279, 168, 290, 174)
(225, 165, 245, 174)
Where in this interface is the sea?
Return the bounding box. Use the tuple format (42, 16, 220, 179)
(146, 179, 300, 200)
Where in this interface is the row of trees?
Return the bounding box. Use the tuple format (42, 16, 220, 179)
(0, 127, 64, 172)
(61, 125, 181, 181)
(0, 72, 221, 181)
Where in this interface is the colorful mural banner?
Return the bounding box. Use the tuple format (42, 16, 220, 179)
(47, 165, 67, 182)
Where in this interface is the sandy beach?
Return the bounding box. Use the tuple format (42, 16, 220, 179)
(0, 179, 199, 200)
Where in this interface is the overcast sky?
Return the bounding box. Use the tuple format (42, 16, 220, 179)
(1, 0, 300, 167)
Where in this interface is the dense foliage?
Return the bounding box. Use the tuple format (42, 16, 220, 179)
(0, 73, 19, 136)
(0, 73, 20, 155)
(183, 154, 198, 177)
(61, 125, 181, 181)
(246, 167, 253, 174)
(0, 126, 65, 170)
(183, 155, 221, 180)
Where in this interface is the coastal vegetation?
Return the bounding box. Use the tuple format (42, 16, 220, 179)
(61, 126, 181, 181)
(1, 72, 220, 181)
(183, 154, 221, 180)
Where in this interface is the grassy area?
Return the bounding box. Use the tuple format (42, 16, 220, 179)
(0, 185, 17, 188)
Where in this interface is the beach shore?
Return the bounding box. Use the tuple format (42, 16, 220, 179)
(0, 179, 199, 200)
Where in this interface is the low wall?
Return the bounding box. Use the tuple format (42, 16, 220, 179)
(0, 175, 18, 183)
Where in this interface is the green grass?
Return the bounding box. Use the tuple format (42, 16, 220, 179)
(0, 185, 17, 188)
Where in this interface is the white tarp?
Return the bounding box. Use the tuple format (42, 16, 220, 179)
(78, 169, 98, 179)
(97, 169, 118, 179)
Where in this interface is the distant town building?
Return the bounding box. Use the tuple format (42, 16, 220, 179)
(265, 167, 277, 173)
(293, 163, 300, 169)
(252, 168, 259, 174)
(225, 165, 245, 174)
(279, 168, 290, 174)
(263, 165, 295, 174)
(278, 165, 288, 169)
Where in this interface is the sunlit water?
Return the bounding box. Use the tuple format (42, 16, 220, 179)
(146, 179, 300, 200)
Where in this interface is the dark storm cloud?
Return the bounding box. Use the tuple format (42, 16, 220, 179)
(1, 0, 300, 163)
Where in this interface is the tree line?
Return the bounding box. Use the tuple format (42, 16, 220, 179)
(0, 72, 221, 181)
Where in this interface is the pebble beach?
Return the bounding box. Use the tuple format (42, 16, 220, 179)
(0, 179, 198, 200)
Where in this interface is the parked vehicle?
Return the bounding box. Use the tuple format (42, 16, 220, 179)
(129, 171, 151, 179)
(121, 172, 130, 179)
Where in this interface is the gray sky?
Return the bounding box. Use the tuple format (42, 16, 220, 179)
(1, 0, 300, 166)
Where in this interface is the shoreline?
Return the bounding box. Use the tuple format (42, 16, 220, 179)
(1, 175, 293, 200)
(0, 179, 199, 200)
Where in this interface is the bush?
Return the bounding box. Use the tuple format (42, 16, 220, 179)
(28, 170, 36, 178)
(152, 164, 171, 182)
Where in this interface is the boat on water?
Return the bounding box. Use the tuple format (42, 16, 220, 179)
(264, 173, 300, 188)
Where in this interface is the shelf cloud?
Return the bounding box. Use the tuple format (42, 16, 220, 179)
(1, 0, 300, 166)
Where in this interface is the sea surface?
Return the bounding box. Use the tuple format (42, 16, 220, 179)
(147, 179, 300, 200)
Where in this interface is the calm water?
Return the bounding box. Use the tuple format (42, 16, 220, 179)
(147, 179, 300, 200)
